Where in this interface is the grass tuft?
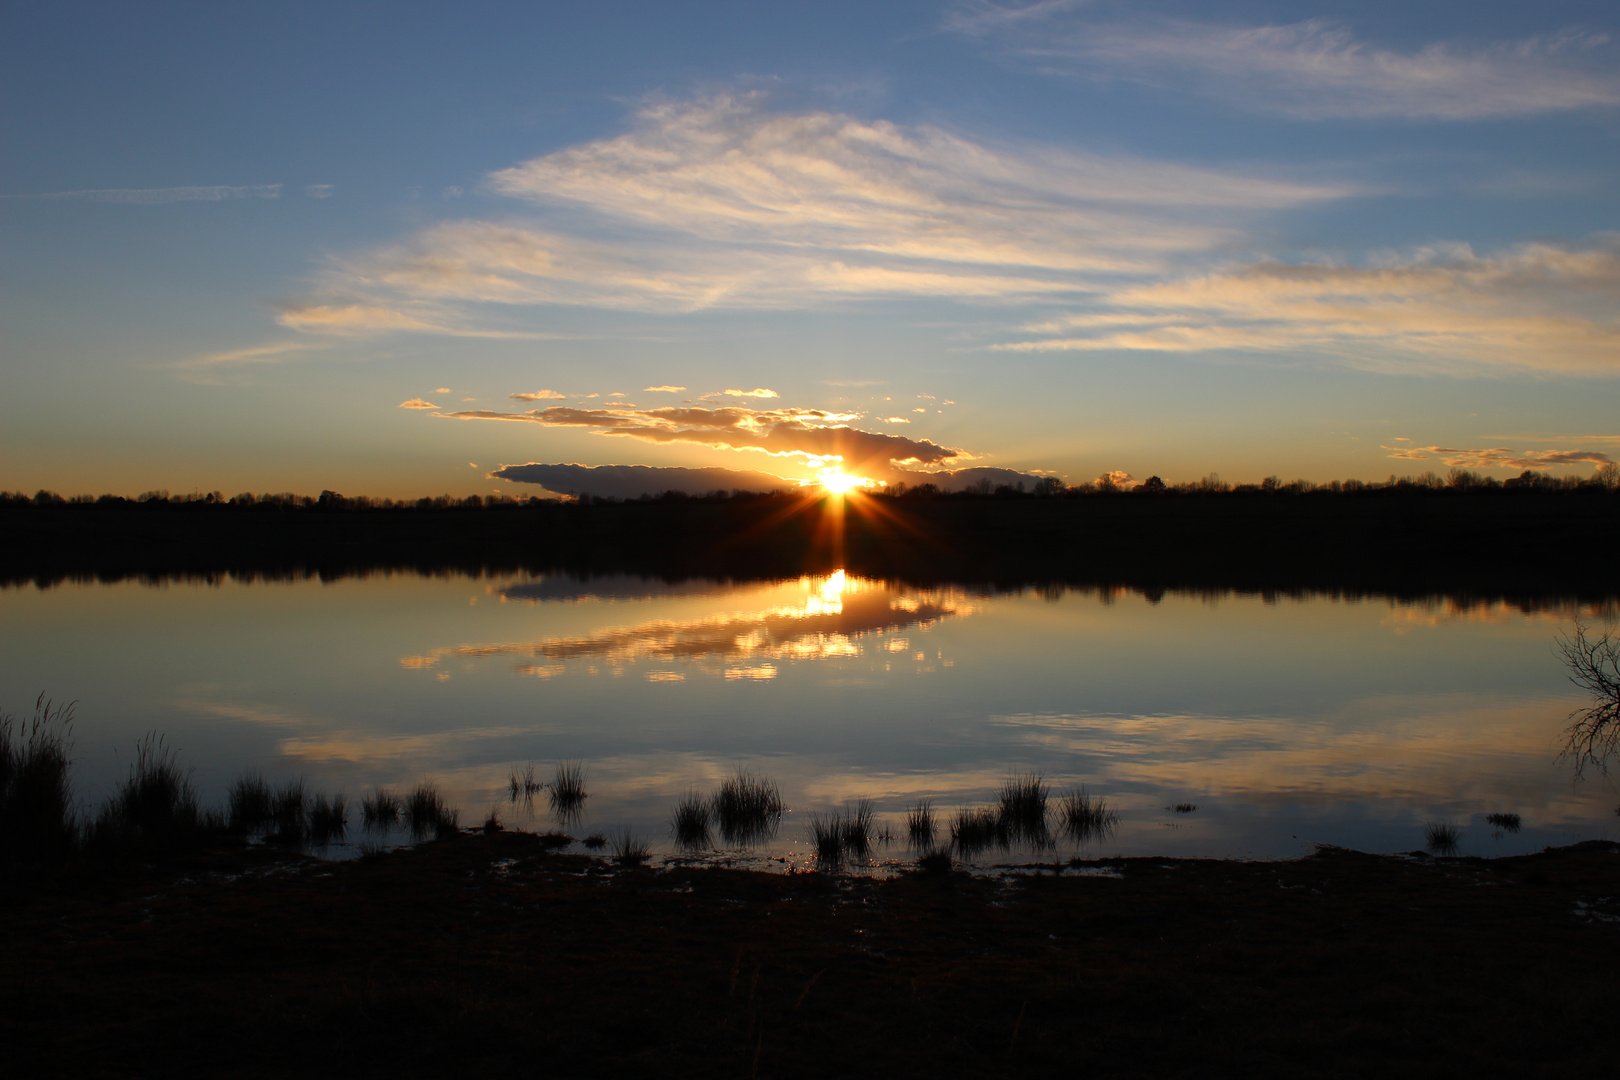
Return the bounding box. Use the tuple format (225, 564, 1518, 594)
(549, 761, 587, 822)
(609, 828, 650, 865)
(712, 769, 783, 846)
(0, 695, 76, 866)
(1424, 822, 1461, 855)
(269, 779, 307, 843)
(916, 850, 952, 875)
(1058, 787, 1119, 843)
(405, 782, 459, 840)
(1170, 803, 1197, 814)
(361, 787, 401, 829)
(508, 761, 541, 804)
(1485, 812, 1522, 833)
(87, 732, 206, 858)
(906, 799, 936, 848)
(227, 771, 274, 833)
(308, 793, 347, 843)
(998, 772, 1050, 843)
(581, 833, 607, 850)
(949, 806, 1008, 857)
(670, 790, 713, 850)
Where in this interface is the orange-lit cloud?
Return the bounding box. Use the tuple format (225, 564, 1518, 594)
(722, 388, 778, 398)
(272, 94, 1348, 332)
(1382, 445, 1614, 471)
(398, 398, 440, 410)
(511, 389, 567, 400)
(443, 402, 963, 475)
(644, 385, 686, 393)
(954, 11, 1620, 120)
(998, 239, 1620, 374)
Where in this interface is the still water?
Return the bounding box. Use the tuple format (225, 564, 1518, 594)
(4, 570, 1616, 866)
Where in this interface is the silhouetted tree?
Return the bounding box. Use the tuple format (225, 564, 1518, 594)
(1558, 623, 1620, 777)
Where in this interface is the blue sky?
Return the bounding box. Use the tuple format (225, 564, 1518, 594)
(3, 0, 1618, 496)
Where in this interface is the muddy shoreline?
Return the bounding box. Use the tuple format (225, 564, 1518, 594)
(6, 833, 1618, 1076)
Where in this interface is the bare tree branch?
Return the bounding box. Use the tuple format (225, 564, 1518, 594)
(1557, 622, 1620, 777)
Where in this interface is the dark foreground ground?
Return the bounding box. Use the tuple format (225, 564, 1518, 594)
(6, 835, 1619, 1078)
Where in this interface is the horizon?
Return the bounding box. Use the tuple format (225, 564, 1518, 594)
(4, 1, 1618, 497)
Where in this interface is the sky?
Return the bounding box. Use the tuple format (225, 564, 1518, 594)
(3, 0, 1618, 497)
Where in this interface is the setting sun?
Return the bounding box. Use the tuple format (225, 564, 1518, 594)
(815, 469, 875, 495)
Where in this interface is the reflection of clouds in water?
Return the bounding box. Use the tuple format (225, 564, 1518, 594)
(724, 665, 778, 681)
(278, 726, 527, 763)
(1382, 599, 1619, 634)
(402, 572, 971, 674)
(990, 693, 1590, 818)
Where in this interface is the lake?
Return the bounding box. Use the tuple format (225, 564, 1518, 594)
(4, 569, 1615, 867)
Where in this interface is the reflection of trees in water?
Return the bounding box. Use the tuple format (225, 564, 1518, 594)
(1558, 623, 1620, 777)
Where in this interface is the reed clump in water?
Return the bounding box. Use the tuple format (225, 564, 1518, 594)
(549, 761, 588, 823)
(806, 800, 877, 865)
(1424, 822, 1461, 855)
(227, 772, 274, 834)
(670, 791, 714, 850)
(712, 769, 783, 846)
(609, 828, 650, 865)
(508, 761, 541, 805)
(0, 696, 76, 866)
(86, 733, 215, 858)
(1485, 812, 1521, 833)
(1058, 788, 1118, 843)
(361, 787, 401, 829)
(906, 799, 936, 849)
(950, 806, 1008, 857)
(309, 793, 348, 843)
(998, 772, 1051, 846)
(406, 782, 460, 840)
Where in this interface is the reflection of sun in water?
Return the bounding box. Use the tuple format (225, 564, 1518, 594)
(805, 569, 847, 616)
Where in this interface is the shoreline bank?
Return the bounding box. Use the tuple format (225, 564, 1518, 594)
(6, 832, 1618, 1075)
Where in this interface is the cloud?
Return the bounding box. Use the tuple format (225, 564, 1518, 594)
(275, 94, 1348, 332)
(994, 238, 1620, 374)
(9, 184, 283, 203)
(304, 184, 335, 199)
(953, 7, 1620, 120)
(398, 398, 440, 410)
(491, 463, 795, 498)
(442, 401, 963, 477)
(434, 387, 451, 394)
(511, 389, 567, 400)
(1384, 445, 1615, 471)
(162, 340, 333, 383)
(643, 385, 686, 393)
(273, 300, 547, 338)
(722, 388, 779, 398)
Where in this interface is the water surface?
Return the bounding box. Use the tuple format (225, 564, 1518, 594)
(4, 570, 1615, 866)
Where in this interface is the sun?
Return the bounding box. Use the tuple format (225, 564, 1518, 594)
(816, 469, 873, 495)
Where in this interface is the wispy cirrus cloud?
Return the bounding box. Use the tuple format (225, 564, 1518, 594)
(995, 238, 1620, 374)
(7, 183, 283, 203)
(1384, 445, 1614, 471)
(951, 6, 1620, 120)
(272, 93, 1347, 332)
(441, 401, 964, 477)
